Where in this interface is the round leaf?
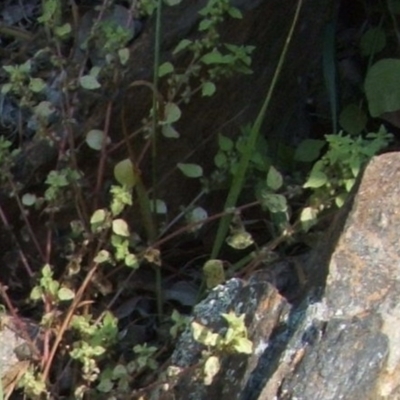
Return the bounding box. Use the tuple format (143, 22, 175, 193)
(202, 81, 216, 97)
(114, 158, 137, 188)
(365, 58, 400, 117)
(163, 102, 181, 124)
(86, 129, 109, 151)
(22, 193, 37, 206)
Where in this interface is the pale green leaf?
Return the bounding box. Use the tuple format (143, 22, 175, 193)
(233, 337, 253, 354)
(90, 209, 107, 225)
(266, 166, 283, 191)
(303, 170, 328, 188)
(163, 102, 181, 124)
(125, 253, 138, 268)
(262, 193, 287, 213)
(29, 78, 46, 93)
(191, 321, 220, 346)
(118, 48, 130, 65)
(86, 129, 108, 151)
(22, 193, 37, 206)
(55, 23, 72, 38)
(177, 163, 203, 178)
(114, 158, 137, 188)
(204, 356, 220, 385)
(162, 124, 180, 138)
(112, 219, 130, 237)
(79, 75, 101, 90)
(300, 206, 318, 232)
(94, 250, 111, 263)
(203, 259, 225, 289)
(226, 230, 253, 249)
(58, 287, 75, 301)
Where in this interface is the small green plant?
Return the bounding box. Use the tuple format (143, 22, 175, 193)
(191, 311, 253, 385)
(299, 127, 392, 231)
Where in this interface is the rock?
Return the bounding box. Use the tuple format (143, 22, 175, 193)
(138, 152, 400, 399)
(0, 314, 40, 397)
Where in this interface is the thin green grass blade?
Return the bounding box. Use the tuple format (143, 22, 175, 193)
(210, 0, 303, 259)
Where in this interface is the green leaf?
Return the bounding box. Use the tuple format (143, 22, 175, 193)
(124, 253, 138, 268)
(94, 250, 111, 263)
(114, 158, 137, 188)
(203, 259, 225, 289)
(149, 199, 168, 214)
(227, 7, 242, 19)
(58, 287, 75, 301)
(162, 124, 180, 138)
(214, 152, 227, 168)
(365, 58, 400, 117)
(360, 27, 386, 57)
(86, 129, 108, 151)
(203, 356, 220, 386)
(201, 51, 231, 65)
(173, 39, 191, 54)
(191, 321, 220, 347)
(226, 230, 254, 250)
(54, 23, 72, 38)
(335, 192, 347, 208)
(303, 170, 328, 188)
(79, 75, 101, 90)
(300, 206, 318, 232)
(201, 81, 216, 97)
(163, 102, 181, 124)
(177, 163, 203, 178)
(112, 219, 130, 237)
(22, 193, 37, 206)
(294, 139, 325, 162)
(187, 206, 208, 231)
(29, 78, 46, 93)
(91, 209, 107, 225)
(30, 286, 43, 301)
(118, 48, 130, 65)
(266, 166, 283, 190)
(199, 19, 213, 31)
(339, 104, 367, 135)
(232, 336, 253, 354)
(218, 134, 234, 152)
(262, 193, 287, 213)
(158, 62, 174, 77)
